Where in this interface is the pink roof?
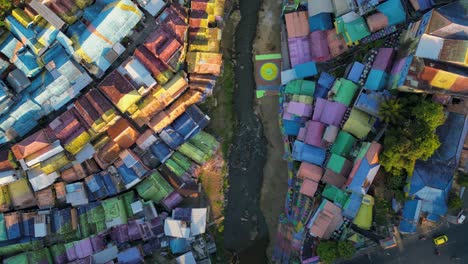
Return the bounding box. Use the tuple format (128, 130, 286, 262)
(285, 11, 310, 38)
(313, 98, 347, 126)
(287, 101, 313, 117)
(300, 179, 319, 197)
(288, 36, 312, 67)
(326, 29, 348, 58)
(304, 121, 326, 147)
(310, 201, 343, 239)
(321, 169, 347, 188)
(282, 111, 295, 121)
(297, 162, 323, 181)
(309, 31, 331, 62)
(366, 13, 388, 33)
(372, 48, 395, 72)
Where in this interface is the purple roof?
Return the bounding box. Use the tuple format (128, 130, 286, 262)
(304, 121, 326, 148)
(391, 57, 406, 75)
(288, 36, 312, 67)
(287, 101, 313, 117)
(173, 208, 192, 221)
(90, 235, 105, 252)
(372, 48, 395, 72)
(309, 31, 330, 62)
(75, 238, 93, 259)
(111, 224, 129, 243)
(312, 98, 347, 126)
(162, 191, 183, 211)
(128, 220, 143, 241)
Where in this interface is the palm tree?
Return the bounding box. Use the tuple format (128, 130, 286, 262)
(378, 99, 404, 124)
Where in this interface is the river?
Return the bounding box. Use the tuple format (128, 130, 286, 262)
(223, 0, 270, 262)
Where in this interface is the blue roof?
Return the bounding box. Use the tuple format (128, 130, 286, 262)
(347, 159, 380, 195)
(283, 120, 302, 136)
(376, 0, 406, 26)
(415, 0, 433, 11)
(407, 113, 468, 218)
(170, 238, 190, 254)
(318, 72, 336, 89)
(399, 199, 422, 234)
(309, 13, 333, 32)
(343, 193, 363, 219)
(364, 69, 387, 91)
(430, 112, 468, 167)
(354, 90, 391, 117)
(347, 62, 365, 83)
(294, 62, 318, 78)
(118, 246, 142, 263)
(292, 140, 326, 166)
(160, 126, 185, 150)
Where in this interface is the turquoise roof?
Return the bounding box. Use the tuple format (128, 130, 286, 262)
(377, 0, 406, 26)
(364, 69, 388, 91)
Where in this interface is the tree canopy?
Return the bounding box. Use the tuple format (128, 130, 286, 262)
(379, 95, 446, 174)
(0, 0, 12, 19)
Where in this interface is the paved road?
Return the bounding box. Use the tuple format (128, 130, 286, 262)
(345, 193, 468, 264)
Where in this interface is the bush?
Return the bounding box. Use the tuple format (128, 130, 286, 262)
(317, 241, 339, 264)
(317, 240, 356, 263)
(385, 170, 406, 190)
(448, 192, 463, 212)
(457, 171, 468, 188)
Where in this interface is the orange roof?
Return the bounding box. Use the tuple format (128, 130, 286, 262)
(285, 11, 309, 38)
(11, 128, 55, 159)
(61, 164, 87, 183)
(366, 141, 382, 165)
(107, 118, 140, 149)
(0, 150, 14, 172)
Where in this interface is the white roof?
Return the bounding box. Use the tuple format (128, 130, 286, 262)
(131, 200, 144, 214)
(415, 34, 443, 61)
(123, 58, 157, 88)
(0, 170, 17, 185)
(164, 218, 190, 238)
(140, 0, 166, 16)
(190, 208, 207, 236)
(308, 0, 334, 17)
(27, 169, 59, 192)
(176, 251, 197, 264)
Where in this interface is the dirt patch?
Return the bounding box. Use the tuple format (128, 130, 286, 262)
(199, 151, 226, 220)
(252, 0, 287, 259)
(256, 96, 289, 258)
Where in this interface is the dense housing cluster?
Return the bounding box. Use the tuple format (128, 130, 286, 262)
(273, 0, 467, 263)
(0, 0, 226, 263)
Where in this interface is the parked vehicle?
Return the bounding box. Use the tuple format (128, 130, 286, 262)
(433, 235, 448, 246)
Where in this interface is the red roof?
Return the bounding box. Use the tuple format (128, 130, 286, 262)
(74, 96, 101, 128)
(98, 70, 137, 106)
(321, 169, 347, 188)
(11, 129, 55, 159)
(300, 179, 319, 197)
(0, 150, 14, 172)
(134, 47, 167, 77)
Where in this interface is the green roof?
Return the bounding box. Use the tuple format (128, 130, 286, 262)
(336, 15, 370, 43)
(326, 154, 347, 174)
(321, 184, 349, 207)
(102, 197, 128, 225)
(136, 171, 173, 203)
(284, 79, 315, 96)
(0, 214, 7, 241)
(343, 108, 376, 139)
(331, 78, 359, 106)
(331, 131, 356, 156)
(356, 142, 372, 160)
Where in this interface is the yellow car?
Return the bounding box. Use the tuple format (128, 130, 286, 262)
(433, 235, 448, 246)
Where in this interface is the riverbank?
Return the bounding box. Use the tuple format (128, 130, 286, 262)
(253, 0, 288, 259)
(223, 0, 270, 262)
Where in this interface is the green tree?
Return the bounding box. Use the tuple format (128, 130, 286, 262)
(385, 170, 406, 190)
(380, 95, 445, 173)
(317, 241, 339, 264)
(0, 0, 12, 20)
(378, 99, 404, 124)
(337, 241, 356, 260)
(457, 171, 468, 187)
(448, 192, 463, 212)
